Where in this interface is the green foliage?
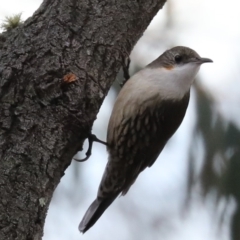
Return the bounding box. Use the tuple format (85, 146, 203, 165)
(1, 13, 23, 31)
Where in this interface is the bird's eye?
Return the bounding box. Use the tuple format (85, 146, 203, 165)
(174, 54, 182, 63)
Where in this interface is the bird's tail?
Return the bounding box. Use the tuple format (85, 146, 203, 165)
(79, 195, 118, 233)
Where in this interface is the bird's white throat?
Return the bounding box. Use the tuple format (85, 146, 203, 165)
(134, 63, 200, 100)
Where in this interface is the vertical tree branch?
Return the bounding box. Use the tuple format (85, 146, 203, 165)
(0, 0, 167, 239)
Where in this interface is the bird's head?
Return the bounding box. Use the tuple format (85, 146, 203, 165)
(149, 46, 213, 69)
(146, 46, 213, 99)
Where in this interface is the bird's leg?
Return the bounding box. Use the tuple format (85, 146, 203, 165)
(90, 134, 108, 145)
(74, 133, 108, 162)
(120, 56, 131, 87)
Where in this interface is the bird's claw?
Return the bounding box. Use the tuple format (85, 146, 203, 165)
(119, 56, 131, 87)
(74, 134, 107, 162)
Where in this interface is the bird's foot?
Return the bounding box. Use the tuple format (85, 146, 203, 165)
(119, 56, 131, 87)
(74, 133, 107, 162)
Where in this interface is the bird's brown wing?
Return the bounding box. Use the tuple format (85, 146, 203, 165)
(99, 92, 190, 197)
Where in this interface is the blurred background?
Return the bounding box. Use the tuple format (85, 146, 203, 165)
(1, 0, 240, 239)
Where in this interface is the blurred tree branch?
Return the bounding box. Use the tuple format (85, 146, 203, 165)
(0, 0, 167, 239)
(187, 82, 240, 240)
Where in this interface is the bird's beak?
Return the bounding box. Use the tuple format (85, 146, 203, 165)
(197, 58, 213, 64)
(198, 57, 213, 64)
(189, 57, 213, 64)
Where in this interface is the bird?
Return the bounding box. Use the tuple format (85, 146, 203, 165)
(79, 46, 213, 233)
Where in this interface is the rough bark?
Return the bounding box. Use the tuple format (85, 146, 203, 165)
(0, 0, 167, 239)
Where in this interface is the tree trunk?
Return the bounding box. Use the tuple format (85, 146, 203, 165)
(0, 0, 166, 239)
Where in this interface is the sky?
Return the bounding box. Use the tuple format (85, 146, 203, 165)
(1, 0, 240, 240)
